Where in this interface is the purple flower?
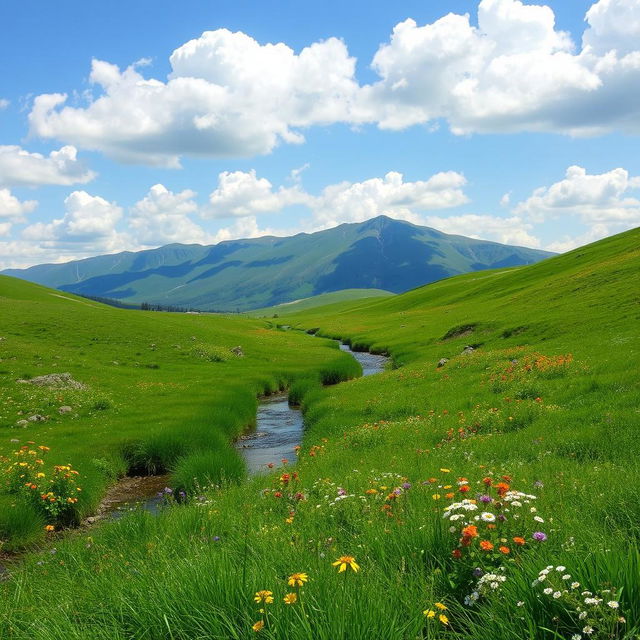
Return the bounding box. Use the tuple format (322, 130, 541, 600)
(213, 536, 220, 542)
(533, 531, 547, 542)
(402, 482, 412, 490)
(497, 514, 507, 522)
(337, 487, 347, 496)
(163, 487, 173, 495)
(393, 488, 402, 496)
(479, 494, 492, 503)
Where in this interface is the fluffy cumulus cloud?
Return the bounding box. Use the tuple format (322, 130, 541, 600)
(0, 145, 95, 187)
(26, 0, 640, 164)
(206, 169, 309, 218)
(0, 99, 8, 110)
(202, 169, 468, 228)
(0, 189, 38, 223)
(514, 165, 640, 250)
(22, 190, 126, 256)
(130, 184, 212, 246)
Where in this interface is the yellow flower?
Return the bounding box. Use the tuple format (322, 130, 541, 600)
(432, 494, 441, 500)
(332, 555, 360, 573)
(439, 614, 449, 625)
(285, 517, 294, 524)
(287, 572, 309, 587)
(44, 524, 55, 532)
(423, 609, 435, 618)
(435, 602, 447, 611)
(440, 468, 451, 473)
(254, 590, 274, 604)
(283, 593, 298, 605)
(252, 620, 264, 632)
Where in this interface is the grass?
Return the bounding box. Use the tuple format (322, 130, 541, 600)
(0, 277, 358, 548)
(0, 228, 639, 639)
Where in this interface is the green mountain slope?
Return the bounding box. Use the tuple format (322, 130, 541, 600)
(247, 288, 394, 316)
(2, 216, 553, 311)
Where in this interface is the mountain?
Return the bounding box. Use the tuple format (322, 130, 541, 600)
(2, 216, 554, 311)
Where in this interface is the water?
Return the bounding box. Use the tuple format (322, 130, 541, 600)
(238, 343, 389, 475)
(102, 342, 389, 516)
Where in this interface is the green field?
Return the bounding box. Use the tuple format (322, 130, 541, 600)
(248, 288, 394, 317)
(0, 228, 639, 639)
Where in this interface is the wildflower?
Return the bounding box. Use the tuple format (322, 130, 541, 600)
(479, 540, 494, 551)
(283, 593, 298, 605)
(439, 614, 449, 625)
(532, 531, 547, 541)
(499, 546, 510, 554)
(571, 582, 580, 589)
(254, 591, 274, 604)
(423, 609, 435, 618)
(553, 591, 562, 599)
(571, 636, 581, 640)
(480, 512, 496, 522)
(462, 525, 478, 538)
(287, 572, 309, 587)
(479, 494, 492, 503)
(583, 626, 594, 635)
(432, 494, 441, 500)
(513, 536, 526, 546)
(44, 524, 55, 532)
(607, 601, 619, 609)
(252, 620, 265, 632)
(435, 602, 447, 610)
(440, 468, 451, 473)
(452, 549, 462, 559)
(332, 555, 359, 573)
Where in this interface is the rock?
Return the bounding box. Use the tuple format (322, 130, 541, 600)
(462, 345, 475, 355)
(28, 414, 47, 422)
(437, 358, 449, 368)
(0, 336, 5, 341)
(58, 406, 73, 414)
(10, 438, 19, 443)
(17, 372, 86, 389)
(16, 420, 28, 427)
(230, 346, 244, 357)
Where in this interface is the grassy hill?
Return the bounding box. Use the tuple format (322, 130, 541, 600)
(3, 216, 553, 311)
(248, 288, 394, 316)
(0, 276, 359, 547)
(0, 229, 638, 639)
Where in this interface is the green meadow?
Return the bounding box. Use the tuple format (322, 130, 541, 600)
(1, 227, 639, 639)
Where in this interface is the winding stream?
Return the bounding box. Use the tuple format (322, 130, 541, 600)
(238, 343, 388, 474)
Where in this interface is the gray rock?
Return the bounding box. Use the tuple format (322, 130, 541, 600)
(58, 406, 73, 414)
(437, 358, 449, 368)
(16, 420, 28, 427)
(10, 438, 19, 443)
(462, 345, 475, 355)
(28, 414, 47, 422)
(17, 372, 86, 389)
(230, 346, 244, 357)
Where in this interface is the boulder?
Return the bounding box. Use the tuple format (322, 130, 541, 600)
(17, 372, 86, 389)
(58, 406, 73, 415)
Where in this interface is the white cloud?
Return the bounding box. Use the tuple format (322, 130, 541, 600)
(0, 189, 38, 228)
(423, 213, 541, 248)
(311, 171, 469, 227)
(0, 145, 95, 187)
(22, 191, 126, 256)
(27, 0, 640, 165)
(29, 32, 360, 166)
(0, 99, 8, 110)
(206, 170, 309, 218)
(129, 184, 212, 245)
(514, 165, 640, 223)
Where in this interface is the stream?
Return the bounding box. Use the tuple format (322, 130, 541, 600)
(101, 342, 389, 517)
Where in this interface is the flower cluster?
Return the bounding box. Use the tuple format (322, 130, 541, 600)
(1, 445, 82, 524)
(532, 566, 625, 639)
(423, 602, 449, 627)
(464, 567, 508, 605)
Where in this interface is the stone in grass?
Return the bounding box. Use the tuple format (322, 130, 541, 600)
(15, 420, 29, 428)
(28, 414, 47, 422)
(462, 345, 475, 355)
(58, 406, 73, 414)
(17, 372, 86, 389)
(437, 358, 449, 368)
(230, 346, 244, 357)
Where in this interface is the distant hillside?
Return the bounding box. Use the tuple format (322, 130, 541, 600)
(248, 288, 393, 316)
(2, 216, 554, 311)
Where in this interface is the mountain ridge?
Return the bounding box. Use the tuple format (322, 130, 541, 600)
(2, 216, 554, 311)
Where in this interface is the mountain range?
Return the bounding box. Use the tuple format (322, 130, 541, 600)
(2, 216, 554, 311)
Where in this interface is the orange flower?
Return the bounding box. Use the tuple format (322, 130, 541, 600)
(499, 546, 510, 554)
(445, 492, 454, 499)
(452, 549, 462, 559)
(459, 485, 470, 493)
(495, 482, 510, 496)
(482, 476, 493, 486)
(513, 536, 526, 546)
(461, 525, 478, 538)
(479, 540, 494, 551)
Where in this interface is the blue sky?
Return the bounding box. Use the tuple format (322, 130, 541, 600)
(1, 0, 639, 268)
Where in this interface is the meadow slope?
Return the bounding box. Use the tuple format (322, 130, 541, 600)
(0, 228, 639, 639)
